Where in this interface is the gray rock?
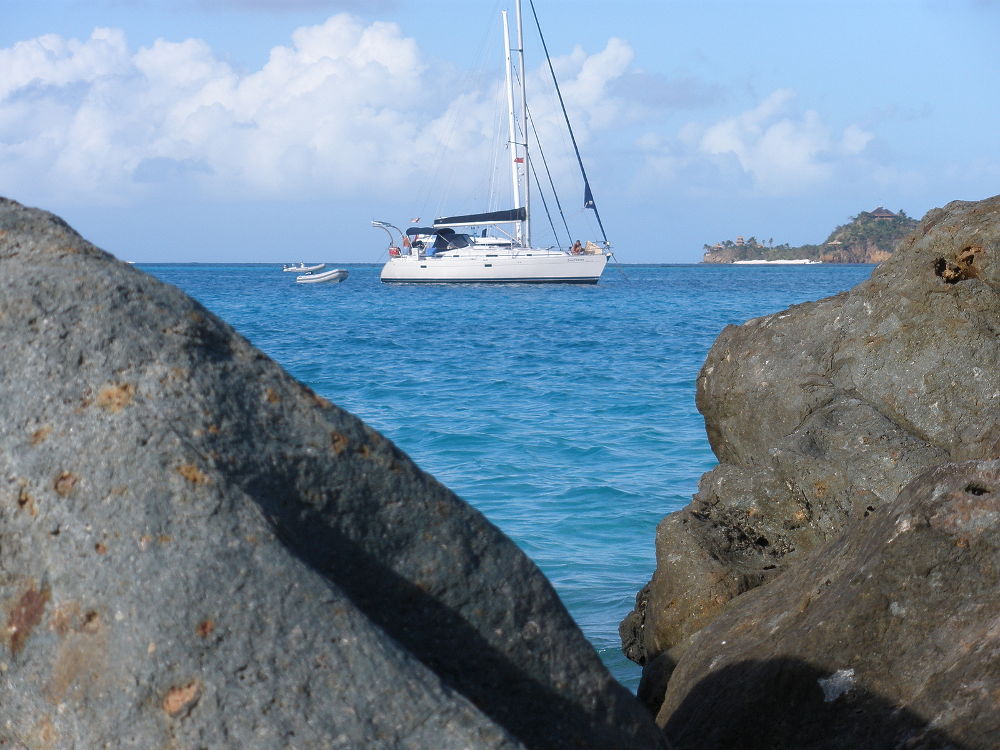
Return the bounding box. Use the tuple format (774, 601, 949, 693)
(659, 460, 1000, 750)
(0, 197, 666, 749)
(622, 194, 1000, 713)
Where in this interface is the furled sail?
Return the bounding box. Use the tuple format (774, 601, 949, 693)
(434, 207, 526, 228)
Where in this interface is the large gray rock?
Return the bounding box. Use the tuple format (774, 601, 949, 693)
(0, 197, 666, 749)
(622, 195, 1000, 714)
(659, 460, 1000, 749)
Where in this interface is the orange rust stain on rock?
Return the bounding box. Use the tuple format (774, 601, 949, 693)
(196, 619, 215, 638)
(80, 611, 101, 633)
(176, 464, 210, 484)
(6, 585, 51, 654)
(94, 542, 107, 555)
(137, 534, 169, 551)
(50, 602, 81, 636)
(49, 604, 101, 638)
(163, 680, 202, 717)
(30, 425, 52, 445)
(17, 485, 38, 516)
(54, 472, 79, 497)
(47, 612, 109, 704)
(265, 387, 281, 404)
(312, 393, 332, 408)
(32, 716, 58, 749)
(330, 431, 349, 455)
(95, 382, 135, 413)
(813, 481, 829, 499)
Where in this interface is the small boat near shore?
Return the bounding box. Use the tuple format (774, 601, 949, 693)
(295, 268, 348, 284)
(283, 262, 325, 273)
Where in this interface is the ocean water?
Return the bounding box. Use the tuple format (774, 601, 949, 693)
(140, 262, 874, 692)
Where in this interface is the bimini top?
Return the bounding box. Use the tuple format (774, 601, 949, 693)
(405, 227, 472, 255)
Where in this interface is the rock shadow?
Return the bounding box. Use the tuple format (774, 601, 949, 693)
(663, 657, 970, 750)
(243, 476, 659, 750)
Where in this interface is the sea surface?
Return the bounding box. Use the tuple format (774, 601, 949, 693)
(140, 262, 875, 692)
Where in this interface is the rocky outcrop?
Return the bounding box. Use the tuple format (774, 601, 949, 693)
(0, 197, 666, 749)
(623, 195, 1000, 740)
(818, 237, 893, 264)
(701, 246, 741, 263)
(660, 460, 1000, 750)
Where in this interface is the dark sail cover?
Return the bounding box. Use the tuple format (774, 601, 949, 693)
(434, 207, 526, 226)
(584, 182, 595, 210)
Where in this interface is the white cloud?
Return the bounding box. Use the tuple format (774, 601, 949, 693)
(0, 18, 635, 209)
(0, 28, 130, 99)
(696, 89, 873, 194)
(841, 124, 874, 155)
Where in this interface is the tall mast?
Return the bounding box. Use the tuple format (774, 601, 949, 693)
(501, 10, 522, 245)
(515, 0, 529, 246)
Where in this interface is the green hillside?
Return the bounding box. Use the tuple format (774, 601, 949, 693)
(703, 207, 920, 263)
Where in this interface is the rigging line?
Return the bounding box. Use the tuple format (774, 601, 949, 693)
(525, 104, 572, 247)
(487, 75, 506, 212)
(423, 13, 503, 222)
(527, 151, 560, 247)
(509, 64, 561, 245)
(527, 0, 610, 246)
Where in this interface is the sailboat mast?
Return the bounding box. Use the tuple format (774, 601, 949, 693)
(515, 0, 529, 246)
(501, 11, 522, 245)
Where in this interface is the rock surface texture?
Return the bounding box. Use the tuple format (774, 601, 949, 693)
(622, 195, 1000, 746)
(0, 197, 666, 749)
(661, 460, 1000, 750)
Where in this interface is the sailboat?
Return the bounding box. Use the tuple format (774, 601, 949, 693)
(375, 0, 612, 284)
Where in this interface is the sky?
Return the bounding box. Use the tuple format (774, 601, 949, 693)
(2, 0, 998, 263)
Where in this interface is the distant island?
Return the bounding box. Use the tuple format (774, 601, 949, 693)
(702, 207, 919, 264)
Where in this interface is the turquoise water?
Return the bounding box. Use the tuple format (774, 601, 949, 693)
(141, 262, 874, 691)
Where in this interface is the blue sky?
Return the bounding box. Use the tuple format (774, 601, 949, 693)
(2, 0, 997, 262)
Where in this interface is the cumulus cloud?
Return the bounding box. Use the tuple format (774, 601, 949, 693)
(0, 18, 634, 208)
(196, 0, 398, 11)
(696, 89, 873, 193)
(629, 89, 877, 197)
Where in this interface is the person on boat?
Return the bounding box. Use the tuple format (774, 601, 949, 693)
(572, 240, 582, 254)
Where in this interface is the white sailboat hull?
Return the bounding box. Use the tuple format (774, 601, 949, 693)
(380, 250, 608, 283)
